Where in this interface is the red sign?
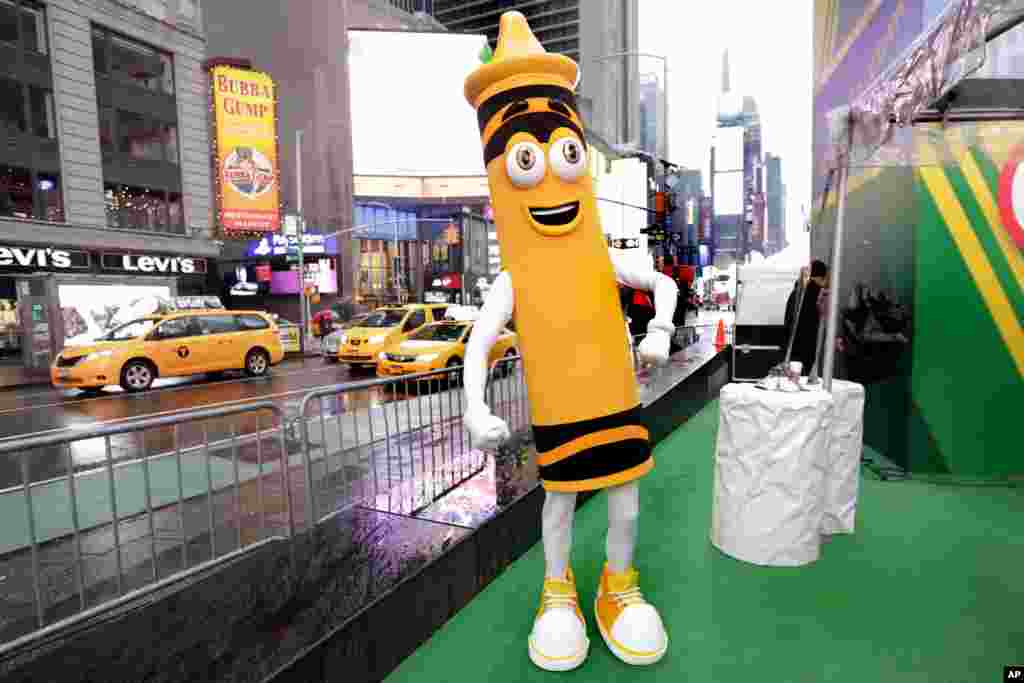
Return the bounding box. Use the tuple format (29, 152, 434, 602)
(255, 263, 272, 282)
(997, 143, 1024, 251)
(430, 273, 461, 290)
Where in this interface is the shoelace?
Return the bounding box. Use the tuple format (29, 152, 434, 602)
(609, 585, 646, 608)
(542, 590, 579, 611)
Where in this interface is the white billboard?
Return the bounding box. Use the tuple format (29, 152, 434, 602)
(714, 173, 744, 215)
(714, 127, 744, 172)
(59, 284, 172, 346)
(348, 31, 489, 177)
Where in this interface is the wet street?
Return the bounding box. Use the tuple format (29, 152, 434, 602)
(0, 356, 365, 438)
(0, 357, 394, 489)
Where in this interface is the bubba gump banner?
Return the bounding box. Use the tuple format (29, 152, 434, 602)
(210, 65, 281, 234)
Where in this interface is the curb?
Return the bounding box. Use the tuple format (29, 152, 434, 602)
(0, 379, 50, 392)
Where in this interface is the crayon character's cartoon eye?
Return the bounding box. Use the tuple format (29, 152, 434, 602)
(550, 137, 586, 182)
(506, 141, 546, 188)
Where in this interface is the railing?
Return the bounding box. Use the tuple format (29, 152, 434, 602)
(0, 324, 719, 653)
(0, 401, 295, 655)
(629, 322, 724, 368)
(0, 361, 519, 651)
(297, 365, 488, 519)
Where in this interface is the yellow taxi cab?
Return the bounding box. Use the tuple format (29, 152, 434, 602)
(51, 309, 284, 393)
(376, 318, 518, 382)
(324, 304, 449, 368)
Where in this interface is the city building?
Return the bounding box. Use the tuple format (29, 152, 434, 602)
(205, 0, 452, 320)
(0, 0, 214, 375)
(428, 0, 640, 149)
(764, 153, 786, 256)
(712, 49, 762, 266)
(639, 72, 667, 161)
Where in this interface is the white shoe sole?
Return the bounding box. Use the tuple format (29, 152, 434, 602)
(528, 636, 589, 672)
(594, 597, 668, 666)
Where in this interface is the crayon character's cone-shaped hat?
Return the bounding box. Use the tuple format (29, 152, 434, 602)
(715, 319, 727, 348)
(464, 11, 579, 110)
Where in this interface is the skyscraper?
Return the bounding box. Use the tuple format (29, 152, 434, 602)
(428, 1, 640, 148)
(713, 49, 763, 265)
(764, 154, 787, 256)
(639, 73, 668, 160)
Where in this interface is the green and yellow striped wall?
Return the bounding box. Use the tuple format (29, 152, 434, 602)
(814, 121, 1022, 479)
(913, 122, 1023, 478)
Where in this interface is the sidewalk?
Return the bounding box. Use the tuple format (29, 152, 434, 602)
(0, 362, 50, 391)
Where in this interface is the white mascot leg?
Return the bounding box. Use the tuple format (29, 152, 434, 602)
(596, 480, 668, 666)
(542, 490, 576, 579)
(606, 481, 639, 573)
(529, 489, 588, 671)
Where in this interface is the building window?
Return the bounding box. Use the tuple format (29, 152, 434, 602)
(0, 77, 26, 134)
(93, 28, 174, 95)
(0, 164, 62, 222)
(0, 165, 33, 219)
(118, 110, 164, 161)
(0, 2, 61, 225)
(105, 183, 183, 234)
(94, 25, 182, 233)
(1, 0, 47, 54)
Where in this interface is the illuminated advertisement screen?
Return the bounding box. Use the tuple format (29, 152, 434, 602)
(269, 259, 339, 295)
(211, 65, 280, 234)
(348, 30, 488, 177)
(58, 283, 172, 346)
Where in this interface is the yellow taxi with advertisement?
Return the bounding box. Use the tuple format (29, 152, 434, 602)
(377, 314, 518, 383)
(51, 309, 284, 393)
(323, 304, 449, 368)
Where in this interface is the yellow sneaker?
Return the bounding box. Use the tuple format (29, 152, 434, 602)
(528, 569, 590, 671)
(594, 564, 668, 665)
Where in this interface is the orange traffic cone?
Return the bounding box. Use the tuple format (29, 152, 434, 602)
(715, 319, 727, 349)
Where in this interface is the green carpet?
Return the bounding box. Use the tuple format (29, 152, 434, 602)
(385, 401, 1024, 683)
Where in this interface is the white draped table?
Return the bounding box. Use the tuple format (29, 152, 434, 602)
(711, 382, 835, 566)
(814, 379, 865, 535)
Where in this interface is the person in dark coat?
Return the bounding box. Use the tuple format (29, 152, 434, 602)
(785, 260, 828, 374)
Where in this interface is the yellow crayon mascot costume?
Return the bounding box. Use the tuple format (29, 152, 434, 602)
(462, 12, 678, 672)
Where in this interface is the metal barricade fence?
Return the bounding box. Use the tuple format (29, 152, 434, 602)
(486, 354, 529, 438)
(0, 401, 298, 654)
(297, 362, 503, 520)
(629, 322, 722, 367)
(0, 358, 534, 652)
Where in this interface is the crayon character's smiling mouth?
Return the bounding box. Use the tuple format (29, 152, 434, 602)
(525, 201, 581, 236)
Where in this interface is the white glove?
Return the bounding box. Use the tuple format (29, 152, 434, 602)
(637, 327, 672, 367)
(464, 406, 510, 450)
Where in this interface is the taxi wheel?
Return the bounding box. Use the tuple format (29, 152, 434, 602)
(446, 357, 463, 387)
(121, 360, 154, 392)
(245, 349, 271, 377)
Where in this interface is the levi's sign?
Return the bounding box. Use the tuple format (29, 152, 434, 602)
(101, 253, 207, 274)
(0, 245, 90, 270)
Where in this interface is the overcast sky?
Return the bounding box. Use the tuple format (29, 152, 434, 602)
(638, 0, 813, 260)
